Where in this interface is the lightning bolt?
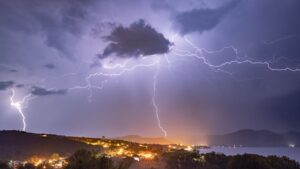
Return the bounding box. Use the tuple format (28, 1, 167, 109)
(68, 58, 159, 101)
(152, 62, 167, 137)
(170, 36, 300, 73)
(9, 89, 34, 131)
(67, 57, 168, 136)
(6, 33, 299, 137)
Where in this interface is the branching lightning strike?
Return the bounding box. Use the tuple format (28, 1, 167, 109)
(67, 57, 169, 136)
(5, 34, 300, 137)
(179, 37, 300, 73)
(152, 62, 167, 137)
(9, 89, 34, 131)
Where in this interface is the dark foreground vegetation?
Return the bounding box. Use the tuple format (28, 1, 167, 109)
(163, 150, 300, 169)
(1, 149, 299, 169)
(0, 149, 134, 169)
(65, 150, 134, 169)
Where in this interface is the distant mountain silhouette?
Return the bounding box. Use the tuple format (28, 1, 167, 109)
(0, 130, 100, 160)
(114, 135, 173, 145)
(206, 129, 300, 147)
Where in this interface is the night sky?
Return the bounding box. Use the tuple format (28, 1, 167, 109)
(1, 0, 300, 139)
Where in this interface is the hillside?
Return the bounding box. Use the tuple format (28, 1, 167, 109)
(0, 130, 100, 160)
(1, 129, 299, 161)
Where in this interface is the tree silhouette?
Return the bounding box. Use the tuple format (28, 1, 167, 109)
(0, 161, 10, 169)
(17, 163, 35, 169)
(64, 149, 117, 169)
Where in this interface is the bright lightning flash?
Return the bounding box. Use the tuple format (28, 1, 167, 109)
(9, 89, 33, 131)
(6, 33, 299, 137)
(175, 36, 300, 73)
(152, 63, 167, 137)
(68, 56, 168, 136)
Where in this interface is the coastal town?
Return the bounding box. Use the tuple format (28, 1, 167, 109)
(3, 133, 204, 169)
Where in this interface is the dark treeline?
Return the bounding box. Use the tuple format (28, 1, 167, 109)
(163, 150, 300, 169)
(1, 149, 299, 169)
(65, 149, 134, 169)
(0, 149, 133, 169)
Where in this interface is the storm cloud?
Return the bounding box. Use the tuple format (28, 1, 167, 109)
(9, 69, 18, 73)
(174, 0, 239, 35)
(44, 64, 56, 69)
(0, 81, 14, 90)
(0, 0, 92, 58)
(1, 0, 300, 138)
(100, 19, 171, 58)
(31, 86, 67, 96)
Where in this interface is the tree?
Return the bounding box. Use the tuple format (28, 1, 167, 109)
(0, 161, 10, 169)
(95, 156, 114, 169)
(266, 156, 300, 169)
(116, 157, 134, 169)
(163, 150, 202, 169)
(65, 149, 95, 169)
(17, 163, 35, 169)
(203, 152, 228, 169)
(64, 149, 116, 169)
(227, 154, 270, 169)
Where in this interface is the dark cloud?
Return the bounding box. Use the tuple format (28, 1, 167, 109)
(31, 86, 67, 96)
(100, 19, 171, 58)
(44, 63, 56, 69)
(0, 0, 93, 58)
(16, 84, 24, 88)
(1, 0, 300, 137)
(214, 0, 300, 55)
(0, 81, 14, 90)
(9, 69, 18, 73)
(33, 0, 91, 57)
(174, 0, 239, 35)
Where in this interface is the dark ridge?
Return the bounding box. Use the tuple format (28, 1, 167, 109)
(0, 130, 101, 160)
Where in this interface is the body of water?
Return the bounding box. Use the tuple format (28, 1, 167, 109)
(199, 147, 300, 162)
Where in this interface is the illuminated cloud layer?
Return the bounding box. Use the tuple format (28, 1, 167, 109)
(0, 0, 300, 138)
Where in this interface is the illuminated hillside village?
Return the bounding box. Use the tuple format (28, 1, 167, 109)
(4, 133, 205, 169)
(1, 130, 299, 169)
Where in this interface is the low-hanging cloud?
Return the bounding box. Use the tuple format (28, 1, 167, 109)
(44, 64, 56, 69)
(0, 81, 14, 90)
(9, 69, 18, 73)
(174, 0, 239, 35)
(31, 86, 67, 96)
(100, 19, 171, 58)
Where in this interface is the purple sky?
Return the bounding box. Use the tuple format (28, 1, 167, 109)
(1, 0, 300, 139)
